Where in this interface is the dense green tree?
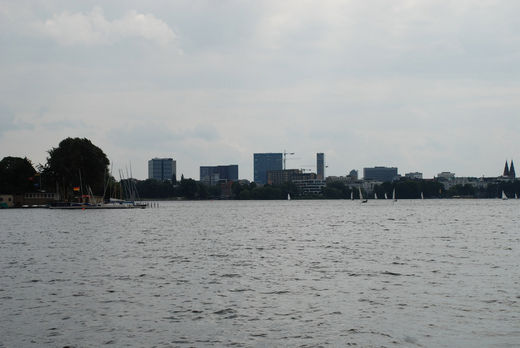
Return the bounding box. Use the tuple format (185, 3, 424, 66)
(180, 178, 198, 199)
(238, 189, 251, 199)
(323, 181, 354, 199)
(482, 181, 520, 198)
(135, 179, 175, 199)
(197, 182, 209, 199)
(207, 184, 222, 198)
(0, 156, 37, 193)
(46, 138, 109, 199)
(447, 184, 475, 197)
(374, 180, 444, 199)
(251, 185, 282, 199)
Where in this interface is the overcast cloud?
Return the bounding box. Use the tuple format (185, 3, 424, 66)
(1, 0, 519, 179)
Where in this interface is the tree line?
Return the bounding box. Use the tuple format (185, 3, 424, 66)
(1, 137, 519, 200)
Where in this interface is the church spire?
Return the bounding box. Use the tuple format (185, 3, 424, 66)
(503, 160, 510, 177)
(510, 160, 516, 179)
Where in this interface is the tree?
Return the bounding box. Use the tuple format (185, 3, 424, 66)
(0, 157, 37, 194)
(46, 138, 109, 199)
(180, 178, 198, 199)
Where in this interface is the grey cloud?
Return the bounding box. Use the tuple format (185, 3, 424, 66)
(0, 107, 34, 136)
(36, 6, 177, 46)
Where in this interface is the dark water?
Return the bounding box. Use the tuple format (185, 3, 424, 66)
(1, 200, 519, 347)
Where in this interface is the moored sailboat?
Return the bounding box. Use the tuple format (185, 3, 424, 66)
(359, 187, 367, 203)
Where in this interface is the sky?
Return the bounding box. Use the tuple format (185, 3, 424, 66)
(1, 0, 519, 180)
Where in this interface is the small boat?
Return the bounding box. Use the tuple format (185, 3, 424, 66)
(374, 193, 378, 200)
(287, 193, 291, 201)
(502, 190, 508, 200)
(392, 188, 397, 202)
(421, 192, 424, 200)
(351, 191, 354, 200)
(384, 193, 388, 200)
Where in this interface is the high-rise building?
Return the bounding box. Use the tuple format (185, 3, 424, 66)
(363, 166, 398, 182)
(316, 153, 325, 180)
(254, 153, 283, 185)
(148, 158, 176, 181)
(200, 165, 238, 186)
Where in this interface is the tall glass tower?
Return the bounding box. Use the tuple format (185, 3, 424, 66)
(148, 158, 176, 181)
(253, 153, 283, 185)
(317, 153, 325, 180)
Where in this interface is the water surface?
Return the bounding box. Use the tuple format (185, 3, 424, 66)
(1, 200, 519, 347)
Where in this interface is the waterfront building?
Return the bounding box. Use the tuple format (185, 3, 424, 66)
(254, 153, 283, 185)
(293, 179, 326, 195)
(349, 169, 359, 181)
(436, 172, 456, 181)
(363, 166, 398, 182)
(405, 172, 423, 180)
(267, 169, 316, 185)
(316, 153, 325, 180)
(148, 158, 176, 181)
(200, 165, 238, 186)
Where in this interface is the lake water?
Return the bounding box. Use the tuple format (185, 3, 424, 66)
(1, 200, 519, 347)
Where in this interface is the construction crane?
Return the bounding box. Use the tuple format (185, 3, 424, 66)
(283, 150, 295, 170)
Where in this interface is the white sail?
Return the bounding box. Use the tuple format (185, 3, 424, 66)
(287, 193, 291, 200)
(421, 192, 424, 200)
(351, 191, 354, 200)
(359, 187, 363, 200)
(516, 193, 518, 199)
(392, 188, 396, 201)
(502, 190, 508, 200)
(384, 193, 388, 200)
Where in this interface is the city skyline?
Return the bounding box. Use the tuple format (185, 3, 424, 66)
(1, 1, 520, 180)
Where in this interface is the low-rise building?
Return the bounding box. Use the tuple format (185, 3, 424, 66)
(405, 172, 423, 180)
(200, 165, 238, 186)
(293, 179, 326, 195)
(267, 169, 316, 185)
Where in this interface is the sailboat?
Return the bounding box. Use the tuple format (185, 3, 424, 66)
(359, 187, 367, 203)
(392, 188, 397, 202)
(384, 193, 388, 200)
(351, 191, 354, 200)
(421, 192, 424, 200)
(374, 193, 378, 200)
(515, 193, 518, 199)
(502, 190, 508, 200)
(287, 193, 291, 200)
